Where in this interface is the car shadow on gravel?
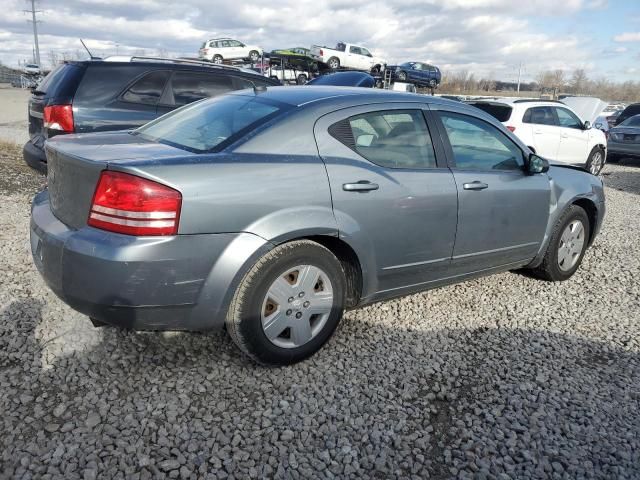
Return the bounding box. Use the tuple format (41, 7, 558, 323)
(1, 302, 639, 479)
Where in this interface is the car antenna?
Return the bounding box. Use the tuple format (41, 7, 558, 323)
(79, 39, 101, 60)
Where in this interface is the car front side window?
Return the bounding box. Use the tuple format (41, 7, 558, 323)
(440, 112, 525, 171)
(330, 110, 437, 169)
(555, 108, 583, 129)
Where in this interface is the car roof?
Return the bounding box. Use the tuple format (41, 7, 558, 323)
(469, 97, 563, 106)
(229, 85, 463, 108)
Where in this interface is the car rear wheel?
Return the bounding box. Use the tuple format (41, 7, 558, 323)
(529, 205, 590, 281)
(212, 55, 223, 64)
(296, 74, 308, 85)
(429, 79, 437, 88)
(226, 240, 345, 365)
(249, 50, 260, 63)
(586, 147, 605, 175)
(397, 71, 407, 81)
(327, 57, 340, 70)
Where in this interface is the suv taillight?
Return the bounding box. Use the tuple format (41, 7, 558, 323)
(319, 49, 323, 56)
(44, 104, 74, 132)
(88, 171, 182, 236)
(506, 126, 516, 132)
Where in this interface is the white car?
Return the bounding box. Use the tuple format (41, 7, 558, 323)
(468, 98, 607, 175)
(310, 42, 386, 73)
(23, 63, 41, 75)
(199, 38, 263, 64)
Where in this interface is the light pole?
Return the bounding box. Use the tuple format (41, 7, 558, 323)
(25, 0, 41, 66)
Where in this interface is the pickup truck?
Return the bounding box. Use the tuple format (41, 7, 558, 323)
(310, 42, 386, 73)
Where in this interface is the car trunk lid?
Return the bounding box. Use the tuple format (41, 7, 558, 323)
(45, 131, 194, 229)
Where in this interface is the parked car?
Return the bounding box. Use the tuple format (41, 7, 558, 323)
(607, 114, 640, 162)
(594, 115, 610, 138)
(23, 56, 279, 173)
(614, 103, 640, 126)
(390, 82, 417, 93)
(306, 71, 375, 87)
(387, 62, 441, 88)
(23, 63, 41, 75)
(198, 38, 263, 64)
(310, 42, 385, 73)
(467, 98, 607, 175)
(265, 66, 308, 84)
(31, 87, 605, 365)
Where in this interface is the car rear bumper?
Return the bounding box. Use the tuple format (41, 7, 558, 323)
(30, 190, 271, 331)
(607, 141, 640, 157)
(23, 139, 47, 174)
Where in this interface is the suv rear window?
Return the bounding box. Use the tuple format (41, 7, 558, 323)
(134, 94, 288, 153)
(468, 103, 513, 122)
(34, 63, 81, 96)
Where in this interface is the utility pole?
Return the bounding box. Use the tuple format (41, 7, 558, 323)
(516, 62, 523, 95)
(25, 0, 42, 66)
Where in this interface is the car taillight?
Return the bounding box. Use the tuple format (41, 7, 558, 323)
(88, 171, 182, 236)
(44, 104, 74, 132)
(506, 126, 516, 132)
(320, 49, 323, 56)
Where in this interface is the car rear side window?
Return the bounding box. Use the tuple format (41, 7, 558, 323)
(523, 107, 557, 126)
(469, 103, 513, 123)
(122, 71, 170, 105)
(170, 72, 234, 106)
(134, 94, 287, 153)
(331, 110, 437, 169)
(440, 112, 524, 171)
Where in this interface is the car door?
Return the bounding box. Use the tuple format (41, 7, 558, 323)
(554, 107, 590, 165)
(359, 47, 375, 70)
(522, 106, 561, 160)
(228, 40, 246, 59)
(314, 104, 458, 296)
(432, 108, 550, 274)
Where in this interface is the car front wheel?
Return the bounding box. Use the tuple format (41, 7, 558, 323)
(586, 147, 605, 175)
(530, 205, 590, 281)
(226, 240, 345, 365)
(249, 50, 260, 62)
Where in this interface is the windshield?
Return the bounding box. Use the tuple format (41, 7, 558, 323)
(134, 94, 288, 153)
(620, 115, 640, 127)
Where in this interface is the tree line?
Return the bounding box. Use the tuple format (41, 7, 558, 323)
(439, 68, 640, 102)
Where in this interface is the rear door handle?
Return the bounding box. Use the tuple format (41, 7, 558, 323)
(463, 181, 488, 191)
(343, 181, 379, 192)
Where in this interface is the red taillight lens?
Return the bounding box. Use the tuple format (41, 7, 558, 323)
(506, 126, 516, 132)
(88, 171, 182, 236)
(44, 104, 74, 132)
(320, 49, 323, 56)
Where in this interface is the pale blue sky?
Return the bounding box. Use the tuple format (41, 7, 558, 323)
(1, 0, 639, 82)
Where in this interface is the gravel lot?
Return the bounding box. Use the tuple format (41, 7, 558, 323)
(0, 140, 639, 479)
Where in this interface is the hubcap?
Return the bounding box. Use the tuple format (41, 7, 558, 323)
(213, 57, 222, 64)
(590, 152, 603, 175)
(261, 265, 334, 349)
(557, 220, 585, 271)
(329, 60, 338, 69)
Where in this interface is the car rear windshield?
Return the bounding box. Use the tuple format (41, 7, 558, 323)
(468, 103, 513, 122)
(34, 63, 81, 96)
(134, 94, 288, 153)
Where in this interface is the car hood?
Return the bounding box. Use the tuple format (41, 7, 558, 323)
(561, 96, 608, 124)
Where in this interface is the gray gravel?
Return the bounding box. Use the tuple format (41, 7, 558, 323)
(0, 148, 639, 479)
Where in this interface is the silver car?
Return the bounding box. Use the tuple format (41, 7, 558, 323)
(30, 87, 605, 365)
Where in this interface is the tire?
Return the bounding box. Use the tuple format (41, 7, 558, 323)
(586, 147, 605, 175)
(212, 55, 223, 64)
(226, 240, 346, 366)
(296, 74, 308, 85)
(397, 71, 407, 81)
(248, 50, 260, 63)
(429, 79, 437, 88)
(327, 57, 340, 70)
(530, 205, 590, 281)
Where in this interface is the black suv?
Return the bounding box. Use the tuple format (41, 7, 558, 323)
(24, 57, 280, 173)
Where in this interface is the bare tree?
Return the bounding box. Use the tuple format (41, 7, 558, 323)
(570, 68, 588, 94)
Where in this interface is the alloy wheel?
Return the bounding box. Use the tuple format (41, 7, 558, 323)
(589, 151, 603, 175)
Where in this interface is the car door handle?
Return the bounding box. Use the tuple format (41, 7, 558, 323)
(463, 181, 488, 191)
(343, 181, 379, 192)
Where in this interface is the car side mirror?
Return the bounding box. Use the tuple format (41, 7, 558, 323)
(583, 120, 591, 130)
(527, 153, 549, 174)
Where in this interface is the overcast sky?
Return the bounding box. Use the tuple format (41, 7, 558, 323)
(1, 0, 639, 82)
